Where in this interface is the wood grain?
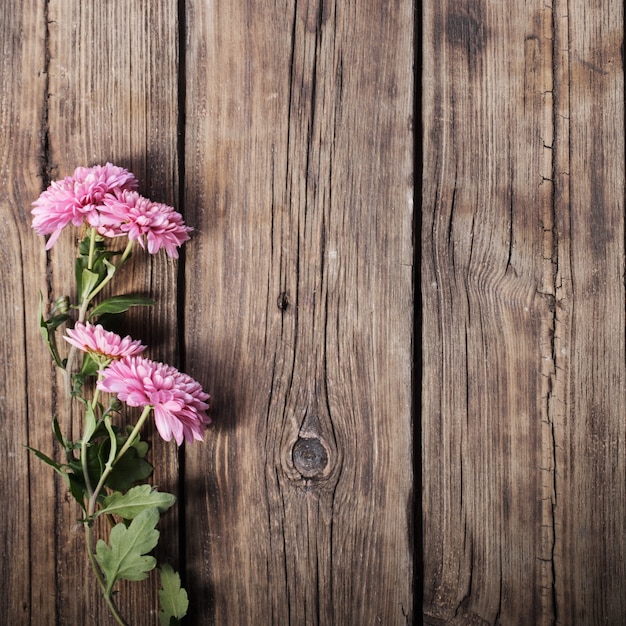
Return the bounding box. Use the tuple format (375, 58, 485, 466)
(423, 0, 552, 619)
(0, 2, 51, 623)
(183, 1, 414, 624)
(552, 0, 626, 622)
(423, 0, 625, 623)
(6, 0, 622, 623)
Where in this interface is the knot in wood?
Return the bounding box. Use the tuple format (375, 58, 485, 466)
(292, 437, 328, 478)
(277, 291, 290, 311)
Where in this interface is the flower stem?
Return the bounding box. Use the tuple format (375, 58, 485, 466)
(91, 387, 101, 412)
(82, 404, 152, 626)
(86, 238, 134, 303)
(103, 592, 128, 626)
(81, 439, 93, 500)
(119, 238, 134, 264)
(112, 403, 152, 465)
(84, 521, 128, 626)
(64, 238, 134, 426)
(61, 234, 138, 626)
(87, 227, 97, 270)
(80, 387, 102, 500)
(87, 404, 153, 517)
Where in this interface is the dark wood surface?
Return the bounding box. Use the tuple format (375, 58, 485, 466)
(182, 2, 414, 624)
(423, 0, 625, 624)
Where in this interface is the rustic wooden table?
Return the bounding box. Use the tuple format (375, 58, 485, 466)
(2, 0, 624, 624)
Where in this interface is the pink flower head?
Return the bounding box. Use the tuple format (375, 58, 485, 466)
(97, 356, 211, 445)
(64, 322, 146, 360)
(96, 190, 192, 258)
(32, 163, 138, 249)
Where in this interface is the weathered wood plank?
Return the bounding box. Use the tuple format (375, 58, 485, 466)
(422, 1, 558, 623)
(423, 0, 625, 623)
(41, 2, 181, 623)
(183, 1, 414, 623)
(552, 0, 626, 622)
(0, 2, 50, 623)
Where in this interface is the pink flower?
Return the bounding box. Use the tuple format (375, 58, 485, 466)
(96, 190, 192, 258)
(32, 163, 138, 249)
(97, 356, 211, 445)
(64, 322, 146, 360)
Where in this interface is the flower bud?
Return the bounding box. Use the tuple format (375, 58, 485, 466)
(52, 295, 70, 315)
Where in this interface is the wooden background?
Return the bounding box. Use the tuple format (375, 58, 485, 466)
(0, 1, 624, 625)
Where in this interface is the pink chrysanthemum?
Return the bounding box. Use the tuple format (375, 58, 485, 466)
(97, 356, 211, 445)
(32, 163, 138, 249)
(96, 190, 192, 258)
(64, 322, 146, 360)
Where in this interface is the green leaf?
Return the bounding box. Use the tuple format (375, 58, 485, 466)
(99, 485, 176, 520)
(82, 402, 98, 444)
(77, 443, 106, 493)
(38, 293, 69, 368)
(95, 507, 160, 594)
(75, 417, 120, 493)
(80, 352, 100, 377)
(103, 414, 118, 469)
(105, 447, 153, 491)
(75, 256, 87, 298)
(132, 439, 149, 459)
(71, 373, 86, 396)
(92, 311, 126, 334)
(92, 249, 120, 273)
(48, 313, 71, 332)
(103, 257, 117, 279)
(158, 564, 189, 625)
(52, 416, 70, 450)
(38, 297, 50, 337)
(26, 446, 87, 510)
(79, 425, 151, 493)
(89, 294, 155, 319)
(80, 268, 100, 301)
(26, 445, 65, 474)
(78, 232, 99, 257)
(66, 473, 88, 510)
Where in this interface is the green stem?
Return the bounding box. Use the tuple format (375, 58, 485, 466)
(83, 403, 151, 626)
(64, 292, 90, 387)
(66, 234, 137, 626)
(112, 403, 152, 464)
(67, 233, 137, 626)
(87, 227, 97, 270)
(119, 238, 134, 264)
(84, 520, 128, 626)
(81, 387, 103, 500)
(103, 592, 128, 626)
(86, 238, 134, 304)
(81, 439, 93, 500)
(87, 404, 153, 517)
(64, 238, 134, 422)
(91, 387, 102, 412)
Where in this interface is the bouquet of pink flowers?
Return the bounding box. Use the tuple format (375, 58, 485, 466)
(30, 163, 210, 625)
